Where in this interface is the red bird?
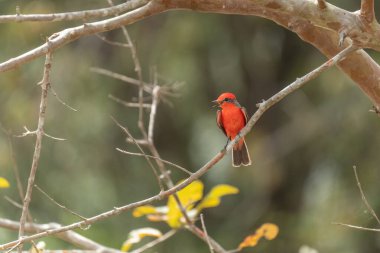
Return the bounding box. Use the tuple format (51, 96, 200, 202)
(214, 92, 251, 167)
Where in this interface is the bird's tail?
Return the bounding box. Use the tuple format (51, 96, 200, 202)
(232, 138, 251, 167)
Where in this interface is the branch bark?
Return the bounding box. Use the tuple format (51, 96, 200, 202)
(1, 0, 380, 108)
(18, 52, 52, 251)
(0, 0, 148, 23)
(0, 218, 120, 253)
(360, 0, 375, 23)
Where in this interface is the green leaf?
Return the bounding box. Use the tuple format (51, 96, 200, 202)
(196, 184, 239, 211)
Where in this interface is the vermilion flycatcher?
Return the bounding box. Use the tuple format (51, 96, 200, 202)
(214, 92, 251, 167)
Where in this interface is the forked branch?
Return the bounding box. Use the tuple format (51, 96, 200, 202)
(18, 52, 53, 252)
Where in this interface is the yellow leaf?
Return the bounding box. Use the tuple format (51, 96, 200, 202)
(133, 205, 158, 217)
(121, 228, 162, 252)
(239, 223, 279, 249)
(0, 177, 10, 188)
(261, 223, 279, 240)
(167, 180, 204, 228)
(196, 184, 239, 211)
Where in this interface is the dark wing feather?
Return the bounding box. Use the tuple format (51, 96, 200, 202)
(241, 107, 248, 125)
(216, 109, 227, 136)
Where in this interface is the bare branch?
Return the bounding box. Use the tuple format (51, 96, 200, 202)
(353, 166, 380, 226)
(0, 1, 163, 73)
(360, 0, 375, 23)
(4, 196, 24, 209)
(108, 94, 152, 109)
(90, 67, 153, 92)
(95, 34, 130, 48)
(112, 117, 164, 191)
(0, 218, 121, 252)
(18, 52, 53, 251)
(148, 85, 160, 143)
(15, 126, 66, 141)
(129, 230, 177, 253)
(200, 214, 214, 253)
(0, 43, 357, 252)
(50, 86, 78, 112)
(0, 0, 149, 23)
(116, 148, 193, 175)
(34, 185, 87, 221)
(333, 222, 380, 232)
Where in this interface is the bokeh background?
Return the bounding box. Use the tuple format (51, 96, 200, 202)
(1, 0, 380, 252)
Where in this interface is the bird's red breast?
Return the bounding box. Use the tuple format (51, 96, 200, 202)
(215, 92, 247, 149)
(214, 92, 252, 167)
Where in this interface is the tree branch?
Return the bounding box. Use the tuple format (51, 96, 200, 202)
(0, 0, 149, 23)
(0, 218, 121, 253)
(360, 0, 375, 23)
(18, 52, 52, 251)
(0, 42, 357, 253)
(0, 0, 163, 73)
(1, 0, 380, 109)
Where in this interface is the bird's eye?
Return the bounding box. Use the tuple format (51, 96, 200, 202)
(224, 98, 229, 102)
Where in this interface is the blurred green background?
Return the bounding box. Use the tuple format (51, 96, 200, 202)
(1, 0, 380, 252)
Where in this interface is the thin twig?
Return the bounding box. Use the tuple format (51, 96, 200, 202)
(90, 67, 153, 92)
(95, 34, 130, 48)
(15, 126, 66, 141)
(50, 86, 78, 112)
(111, 117, 164, 191)
(332, 222, 380, 232)
(353, 166, 380, 226)
(34, 185, 87, 221)
(148, 85, 159, 143)
(116, 148, 193, 175)
(4, 196, 24, 209)
(123, 26, 147, 139)
(129, 229, 177, 253)
(18, 52, 53, 252)
(200, 214, 214, 253)
(109, 94, 152, 109)
(0, 43, 357, 252)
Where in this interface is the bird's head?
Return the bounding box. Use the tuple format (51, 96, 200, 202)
(212, 92, 237, 107)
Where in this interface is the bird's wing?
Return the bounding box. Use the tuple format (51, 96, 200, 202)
(216, 109, 227, 136)
(241, 106, 248, 125)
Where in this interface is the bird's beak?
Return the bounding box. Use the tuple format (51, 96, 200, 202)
(212, 100, 220, 108)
